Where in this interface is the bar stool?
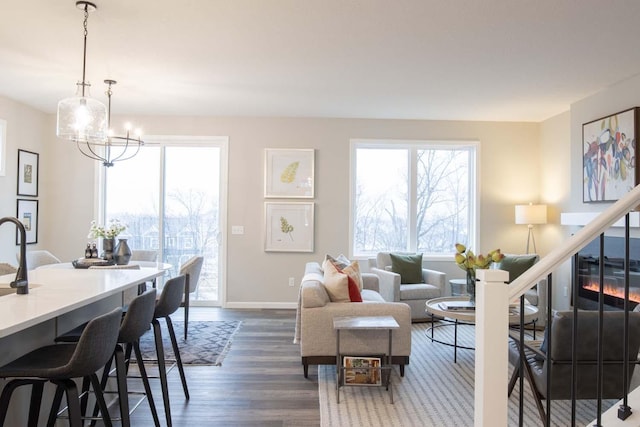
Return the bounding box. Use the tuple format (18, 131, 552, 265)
(151, 274, 189, 427)
(53, 289, 161, 427)
(0, 308, 122, 427)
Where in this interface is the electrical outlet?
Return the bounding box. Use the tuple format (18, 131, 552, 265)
(563, 286, 568, 297)
(288, 277, 295, 287)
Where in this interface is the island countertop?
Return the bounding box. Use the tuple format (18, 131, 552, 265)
(0, 267, 166, 338)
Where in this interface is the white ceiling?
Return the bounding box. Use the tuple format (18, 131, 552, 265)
(1, 0, 640, 122)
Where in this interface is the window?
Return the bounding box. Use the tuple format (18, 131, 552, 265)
(351, 139, 477, 258)
(102, 136, 228, 305)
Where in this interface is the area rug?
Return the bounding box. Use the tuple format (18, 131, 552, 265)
(136, 320, 242, 365)
(318, 322, 615, 426)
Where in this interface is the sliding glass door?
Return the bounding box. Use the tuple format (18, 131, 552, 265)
(103, 137, 227, 305)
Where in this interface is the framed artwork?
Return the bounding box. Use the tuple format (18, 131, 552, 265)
(264, 202, 314, 252)
(264, 148, 314, 198)
(583, 107, 639, 203)
(0, 119, 6, 176)
(16, 199, 38, 245)
(17, 149, 39, 197)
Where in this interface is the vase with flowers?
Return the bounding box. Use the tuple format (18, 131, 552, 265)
(454, 243, 504, 304)
(88, 219, 127, 261)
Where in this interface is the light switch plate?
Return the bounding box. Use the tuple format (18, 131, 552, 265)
(231, 225, 244, 235)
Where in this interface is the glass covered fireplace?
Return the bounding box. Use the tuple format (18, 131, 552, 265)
(575, 235, 640, 310)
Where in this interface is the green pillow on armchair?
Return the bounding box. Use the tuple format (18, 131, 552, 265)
(497, 254, 539, 283)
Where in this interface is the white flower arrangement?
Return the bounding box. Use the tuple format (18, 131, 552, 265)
(88, 219, 127, 239)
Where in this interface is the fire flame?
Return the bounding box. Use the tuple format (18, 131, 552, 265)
(582, 281, 640, 304)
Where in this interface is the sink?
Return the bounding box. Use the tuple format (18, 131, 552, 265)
(0, 283, 41, 296)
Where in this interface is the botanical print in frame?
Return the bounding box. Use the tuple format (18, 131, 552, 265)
(583, 107, 639, 202)
(16, 199, 38, 245)
(264, 148, 314, 198)
(264, 202, 314, 252)
(17, 149, 39, 197)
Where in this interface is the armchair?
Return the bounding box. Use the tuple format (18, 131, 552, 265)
(497, 254, 547, 326)
(370, 252, 447, 321)
(508, 310, 640, 423)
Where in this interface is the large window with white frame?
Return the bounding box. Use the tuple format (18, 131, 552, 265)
(350, 139, 478, 258)
(101, 136, 228, 305)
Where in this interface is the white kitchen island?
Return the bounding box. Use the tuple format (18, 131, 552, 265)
(0, 266, 168, 425)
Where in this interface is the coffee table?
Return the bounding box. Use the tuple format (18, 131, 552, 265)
(425, 296, 539, 362)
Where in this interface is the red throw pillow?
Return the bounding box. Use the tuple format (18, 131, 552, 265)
(346, 274, 363, 302)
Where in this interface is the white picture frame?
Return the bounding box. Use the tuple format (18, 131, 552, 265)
(264, 148, 314, 198)
(264, 202, 314, 252)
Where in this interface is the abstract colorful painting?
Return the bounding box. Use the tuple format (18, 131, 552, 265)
(583, 107, 639, 202)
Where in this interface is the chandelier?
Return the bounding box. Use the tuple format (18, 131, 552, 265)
(75, 79, 144, 167)
(56, 1, 143, 167)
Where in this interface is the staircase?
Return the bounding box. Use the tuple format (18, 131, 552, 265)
(475, 183, 640, 426)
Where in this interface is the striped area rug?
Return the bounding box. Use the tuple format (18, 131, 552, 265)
(318, 322, 615, 426)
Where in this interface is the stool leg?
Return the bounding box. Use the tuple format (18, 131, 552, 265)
(133, 340, 161, 427)
(88, 373, 113, 427)
(53, 379, 82, 427)
(114, 345, 131, 427)
(0, 379, 42, 426)
(46, 383, 65, 427)
(153, 318, 172, 427)
(27, 381, 44, 427)
(166, 316, 189, 399)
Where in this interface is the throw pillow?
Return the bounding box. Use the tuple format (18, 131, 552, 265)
(390, 253, 424, 284)
(498, 255, 538, 283)
(323, 260, 362, 302)
(324, 254, 364, 291)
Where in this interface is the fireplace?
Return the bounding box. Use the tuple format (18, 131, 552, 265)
(575, 236, 640, 310)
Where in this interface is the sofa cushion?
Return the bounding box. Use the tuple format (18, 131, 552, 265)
(399, 283, 441, 300)
(390, 253, 424, 284)
(361, 289, 386, 302)
(323, 259, 362, 302)
(301, 281, 330, 308)
(498, 254, 539, 283)
(325, 254, 364, 290)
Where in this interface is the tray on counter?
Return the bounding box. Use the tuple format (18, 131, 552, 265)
(72, 258, 115, 269)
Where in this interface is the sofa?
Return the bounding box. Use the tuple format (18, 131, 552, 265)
(370, 252, 447, 321)
(295, 261, 412, 378)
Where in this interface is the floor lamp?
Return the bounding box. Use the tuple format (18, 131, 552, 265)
(515, 203, 547, 254)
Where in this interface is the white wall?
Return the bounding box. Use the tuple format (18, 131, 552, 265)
(0, 95, 550, 307)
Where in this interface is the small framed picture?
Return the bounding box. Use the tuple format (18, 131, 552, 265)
(264, 148, 314, 198)
(16, 199, 38, 245)
(264, 202, 314, 252)
(17, 149, 39, 197)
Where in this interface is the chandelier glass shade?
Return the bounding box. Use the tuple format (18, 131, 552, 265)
(56, 1, 108, 145)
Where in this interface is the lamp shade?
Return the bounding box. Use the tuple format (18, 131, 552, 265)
(56, 89, 108, 144)
(515, 204, 547, 225)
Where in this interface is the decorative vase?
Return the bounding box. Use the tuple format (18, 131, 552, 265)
(114, 238, 132, 265)
(102, 238, 115, 261)
(466, 270, 476, 304)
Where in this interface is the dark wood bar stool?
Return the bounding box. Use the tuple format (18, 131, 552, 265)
(0, 308, 122, 427)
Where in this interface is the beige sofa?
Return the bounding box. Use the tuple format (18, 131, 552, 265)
(295, 262, 412, 378)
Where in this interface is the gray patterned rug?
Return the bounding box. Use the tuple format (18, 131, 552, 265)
(137, 320, 242, 365)
(318, 322, 616, 426)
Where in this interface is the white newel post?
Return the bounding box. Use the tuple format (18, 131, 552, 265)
(474, 268, 510, 427)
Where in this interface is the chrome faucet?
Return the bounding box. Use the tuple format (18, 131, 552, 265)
(0, 217, 28, 294)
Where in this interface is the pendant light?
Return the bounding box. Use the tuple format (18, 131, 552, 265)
(56, 1, 108, 145)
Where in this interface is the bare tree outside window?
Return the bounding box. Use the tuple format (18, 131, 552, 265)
(352, 141, 475, 257)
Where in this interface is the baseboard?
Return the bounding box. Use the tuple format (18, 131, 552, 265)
(224, 301, 297, 310)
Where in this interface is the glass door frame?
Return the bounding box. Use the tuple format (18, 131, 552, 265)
(96, 135, 229, 306)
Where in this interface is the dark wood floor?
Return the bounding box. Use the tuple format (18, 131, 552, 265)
(125, 308, 321, 427)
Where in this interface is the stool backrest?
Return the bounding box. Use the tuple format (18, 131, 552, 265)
(155, 275, 186, 318)
(55, 307, 122, 379)
(179, 256, 204, 294)
(119, 289, 157, 343)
